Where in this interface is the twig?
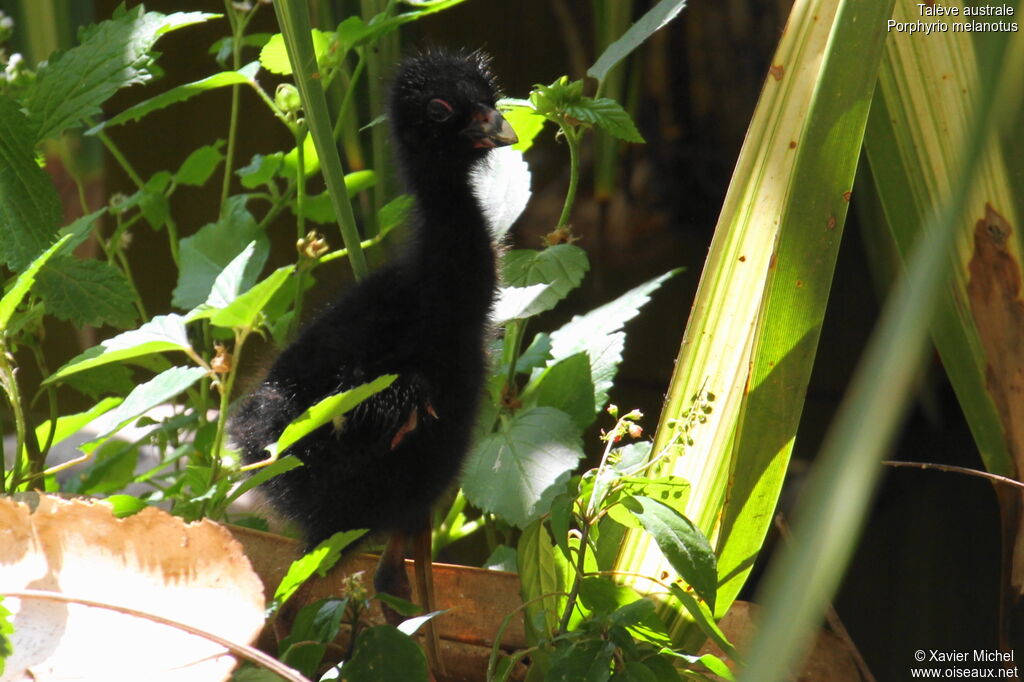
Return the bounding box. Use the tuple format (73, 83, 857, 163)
(3, 589, 308, 682)
(883, 460, 1024, 491)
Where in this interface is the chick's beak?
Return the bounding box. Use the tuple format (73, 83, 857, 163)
(463, 104, 518, 149)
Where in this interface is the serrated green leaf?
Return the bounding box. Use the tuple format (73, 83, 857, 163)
(549, 270, 677, 411)
(273, 529, 367, 608)
(210, 266, 294, 330)
(462, 407, 584, 527)
(516, 333, 552, 373)
(0, 95, 61, 271)
(342, 625, 428, 682)
(175, 140, 225, 186)
(90, 64, 258, 134)
(199, 241, 259, 312)
(63, 364, 136, 399)
(270, 374, 398, 456)
(521, 352, 596, 429)
(629, 495, 717, 611)
(83, 366, 207, 445)
(483, 544, 518, 572)
(27, 7, 218, 140)
(500, 244, 589, 318)
(47, 313, 192, 383)
(172, 195, 268, 309)
(237, 152, 283, 188)
(588, 0, 687, 83)
(565, 98, 644, 143)
(0, 234, 71, 332)
(35, 257, 138, 328)
(378, 194, 414, 233)
(259, 30, 333, 75)
(56, 209, 106, 255)
(548, 639, 615, 682)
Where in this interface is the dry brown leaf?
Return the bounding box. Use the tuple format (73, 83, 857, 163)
(0, 495, 265, 681)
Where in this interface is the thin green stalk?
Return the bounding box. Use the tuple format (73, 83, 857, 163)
(557, 519, 590, 634)
(28, 343, 58, 477)
(115, 248, 148, 321)
(0, 351, 30, 490)
(556, 127, 582, 227)
(92, 123, 144, 189)
(274, 0, 368, 280)
(333, 49, 367, 142)
(210, 330, 248, 483)
(220, 0, 262, 210)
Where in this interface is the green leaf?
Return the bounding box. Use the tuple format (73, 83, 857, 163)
(237, 152, 283, 189)
(27, 6, 218, 140)
(0, 96, 61, 271)
(565, 97, 644, 143)
(516, 333, 552, 373)
(517, 519, 563, 638)
(521, 352, 596, 429)
(63, 364, 135, 400)
(666, 583, 737, 662)
(47, 313, 192, 383)
(226, 455, 302, 506)
(56, 209, 106, 255)
(621, 475, 691, 517)
(35, 257, 138, 328)
(209, 264, 290, 330)
(106, 494, 147, 518)
(269, 375, 398, 456)
(462, 407, 584, 527)
(172, 196, 268, 309)
(0, 234, 71, 332)
(273, 529, 367, 609)
(341, 625, 428, 682)
(70, 440, 139, 495)
(32, 397, 122, 453)
(293, 171, 378, 223)
(280, 598, 347, 676)
(502, 244, 589, 316)
(629, 495, 717, 611)
(549, 270, 677, 412)
(588, 0, 687, 83)
(90, 65, 258, 133)
(378, 194, 414, 233)
(82, 366, 207, 445)
(174, 140, 226, 186)
(609, 662, 660, 682)
(499, 103, 547, 153)
(483, 544, 518, 572)
(259, 30, 333, 76)
(548, 639, 615, 682)
(200, 241, 260, 312)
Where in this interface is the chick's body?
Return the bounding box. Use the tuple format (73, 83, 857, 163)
(230, 50, 515, 547)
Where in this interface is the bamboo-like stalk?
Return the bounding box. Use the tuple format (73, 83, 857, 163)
(612, 0, 894, 646)
(273, 0, 368, 280)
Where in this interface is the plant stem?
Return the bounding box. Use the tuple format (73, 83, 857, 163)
(210, 329, 247, 482)
(556, 126, 581, 227)
(557, 518, 590, 634)
(0, 348, 29, 491)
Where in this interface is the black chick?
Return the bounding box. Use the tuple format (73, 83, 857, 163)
(230, 49, 516, 614)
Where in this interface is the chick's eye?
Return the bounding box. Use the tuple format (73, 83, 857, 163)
(426, 98, 454, 122)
